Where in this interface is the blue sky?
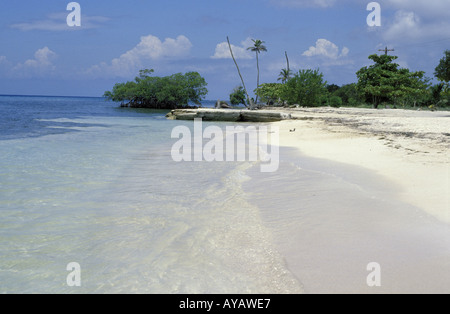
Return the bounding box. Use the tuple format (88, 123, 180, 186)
(1, 0, 449, 99)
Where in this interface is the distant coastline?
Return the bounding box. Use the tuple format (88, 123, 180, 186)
(0, 94, 221, 106)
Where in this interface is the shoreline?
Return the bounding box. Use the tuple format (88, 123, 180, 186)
(244, 146, 450, 293)
(242, 107, 449, 293)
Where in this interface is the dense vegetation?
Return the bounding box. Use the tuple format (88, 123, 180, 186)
(250, 49, 450, 110)
(104, 48, 450, 111)
(435, 50, 450, 83)
(229, 85, 247, 106)
(356, 54, 428, 109)
(104, 69, 208, 109)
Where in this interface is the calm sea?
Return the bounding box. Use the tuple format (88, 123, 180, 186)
(0, 95, 301, 293)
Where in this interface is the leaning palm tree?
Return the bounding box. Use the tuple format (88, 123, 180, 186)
(278, 68, 292, 84)
(285, 51, 290, 75)
(247, 39, 267, 104)
(227, 36, 254, 109)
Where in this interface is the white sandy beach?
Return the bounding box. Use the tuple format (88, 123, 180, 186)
(276, 107, 449, 224)
(245, 107, 450, 293)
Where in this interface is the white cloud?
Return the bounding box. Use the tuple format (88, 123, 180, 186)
(10, 13, 110, 31)
(87, 35, 193, 77)
(362, 1, 450, 43)
(382, 10, 450, 42)
(211, 38, 253, 60)
(302, 39, 349, 59)
(383, 11, 419, 41)
(270, 0, 450, 12)
(340, 47, 350, 57)
(385, 0, 450, 19)
(12, 47, 57, 78)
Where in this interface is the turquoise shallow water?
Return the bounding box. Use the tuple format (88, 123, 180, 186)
(0, 96, 302, 293)
(2, 96, 449, 293)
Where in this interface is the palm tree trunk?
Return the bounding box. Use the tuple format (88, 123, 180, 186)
(285, 51, 290, 76)
(256, 52, 260, 104)
(227, 36, 254, 109)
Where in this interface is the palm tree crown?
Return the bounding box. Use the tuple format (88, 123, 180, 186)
(247, 39, 267, 54)
(278, 68, 292, 84)
(247, 39, 267, 103)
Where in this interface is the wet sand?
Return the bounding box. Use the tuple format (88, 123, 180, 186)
(245, 107, 450, 293)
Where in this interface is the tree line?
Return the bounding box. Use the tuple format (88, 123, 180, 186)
(104, 41, 449, 110)
(230, 45, 450, 110)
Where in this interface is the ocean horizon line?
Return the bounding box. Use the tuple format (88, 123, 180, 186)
(0, 94, 106, 99)
(0, 94, 223, 104)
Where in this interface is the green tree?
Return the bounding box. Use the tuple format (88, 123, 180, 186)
(280, 69, 327, 107)
(183, 71, 209, 105)
(329, 95, 343, 107)
(136, 69, 155, 82)
(356, 54, 397, 108)
(356, 54, 426, 108)
(428, 83, 445, 106)
(104, 81, 138, 104)
(229, 86, 246, 106)
(104, 70, 208, 109)
(326, 84, 340, 94)
(435, 50, 450, 83)
(389, 68, 427, 107)
(227, 36, 254, 109)
(332, 83, 363, 106)
(255, 83, 284, 105)
(277, 68, 292, 84)
(247, 39, 267, 103)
